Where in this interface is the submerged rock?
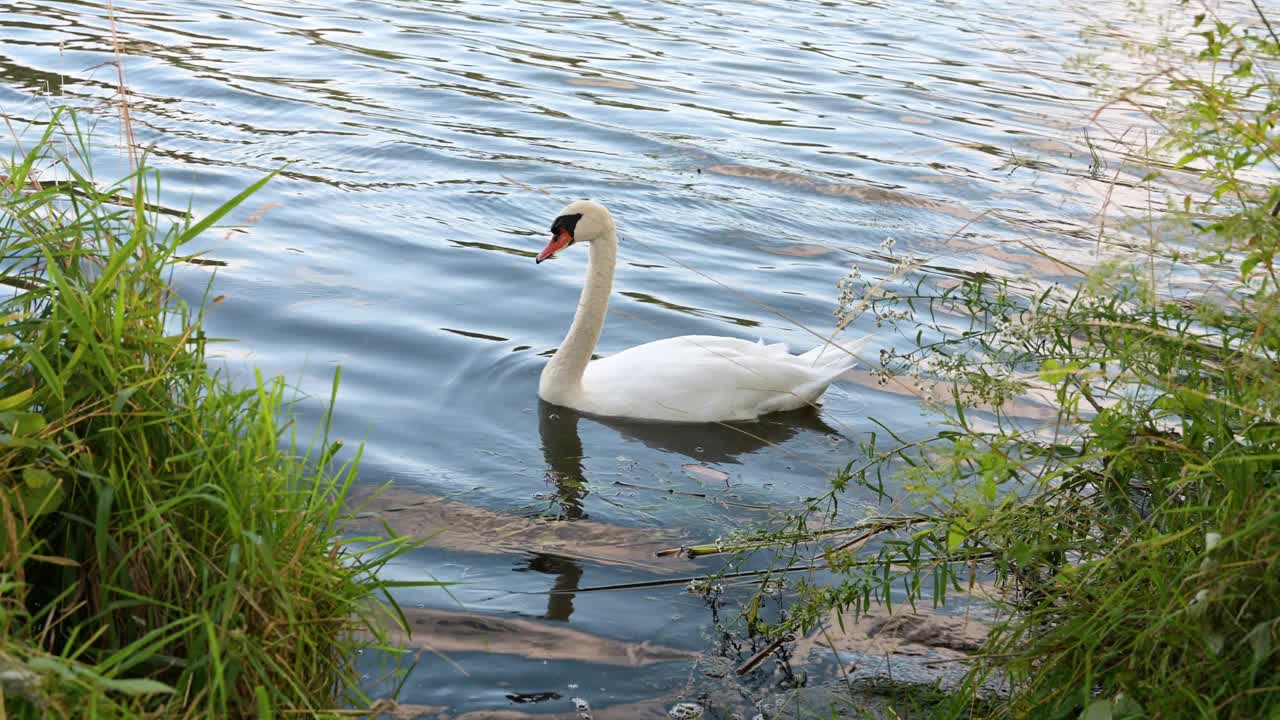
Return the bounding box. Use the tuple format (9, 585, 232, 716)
(668, 701, 704, 718)
(791, 606, 990, 661)
(864, 612, 985, 653)
(764, 606, 1008, 718)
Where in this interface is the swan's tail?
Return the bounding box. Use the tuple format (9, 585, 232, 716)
(767, 332, 874, 411)
(801, 331, 875, 368)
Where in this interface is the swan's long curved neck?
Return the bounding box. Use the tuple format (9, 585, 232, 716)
(539, 229, 617, 401)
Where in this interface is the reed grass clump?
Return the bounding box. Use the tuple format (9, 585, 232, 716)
(1, 110, 416, 719)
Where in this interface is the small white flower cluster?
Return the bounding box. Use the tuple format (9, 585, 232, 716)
(834, 249, 921, 328)
(989, 307, 1042, 347)
(872, 307, 913, 327)
(916, 352, 954, 375)
(686, 578, 723, 597)
(868, 366, 893, 386)
(834, 266, 864, 325)
(1259, 397, 1278, 423)
(871, 345, 958, 395)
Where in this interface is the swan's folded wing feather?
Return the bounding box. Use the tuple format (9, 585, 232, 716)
(578, 336, 853, 422)
(799, 332, 874, 367)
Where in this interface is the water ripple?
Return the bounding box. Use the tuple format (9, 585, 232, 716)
(0, 0, 1157, 711)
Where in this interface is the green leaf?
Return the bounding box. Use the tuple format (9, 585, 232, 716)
(2, 411, 47, 436)
(176, 170, 280, 247)
(1040, 358, 1061, 382)
(256, 685, 274, 720)
(24, 347, 61, 401)
(19, 468, 63, 517)
(112, 386, 140, 414)
(947, 523, 966, 551)
(1082, 699, 1113, 720)
(26, 656, 76, 681)
(1241, 253, 1264, 279)
(980, 474, 998, 502)
(1039, 359, 1080, 383)
(0, 388, 33, 412)
(0, 433, 42, 449)
(23, 467, 54, 488)
(90, 222, 145, 302)
(97, 677, 175, 696)
(1112, 693, 1144, 718)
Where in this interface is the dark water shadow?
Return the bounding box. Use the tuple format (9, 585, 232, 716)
(534, 400, 844, 622)
(540, 398, 843, 463)
(538, 399, 844, 512)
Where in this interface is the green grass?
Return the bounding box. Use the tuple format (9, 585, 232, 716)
(1, 109, 421, 718)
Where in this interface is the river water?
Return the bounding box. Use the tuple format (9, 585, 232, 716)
(0, 0, 1158, 716)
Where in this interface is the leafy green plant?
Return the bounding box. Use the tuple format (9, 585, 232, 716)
(1, 109, 424, 719)
(724, 5, 1280, 718)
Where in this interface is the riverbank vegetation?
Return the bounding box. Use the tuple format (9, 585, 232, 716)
(0, 110, 417, 718)
(727, 5, 1279, 718)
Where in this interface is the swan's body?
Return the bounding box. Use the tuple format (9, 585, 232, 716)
(535, 200, 858, 423)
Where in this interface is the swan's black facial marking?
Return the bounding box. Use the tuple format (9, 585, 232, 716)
(551, 213, 582, 243)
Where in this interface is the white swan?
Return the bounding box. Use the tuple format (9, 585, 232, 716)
(535, 200, 859, 423)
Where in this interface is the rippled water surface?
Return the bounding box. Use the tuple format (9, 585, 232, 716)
(1, 0, 1155, 715)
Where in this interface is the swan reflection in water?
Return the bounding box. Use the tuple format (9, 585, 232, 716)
(518, 552, 584, 622)
(527, 399, 843, 620)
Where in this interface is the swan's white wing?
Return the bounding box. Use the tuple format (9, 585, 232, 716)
(576, 335, 854, 422)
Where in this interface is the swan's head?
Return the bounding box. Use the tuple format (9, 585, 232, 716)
(536, 200, 614, 264)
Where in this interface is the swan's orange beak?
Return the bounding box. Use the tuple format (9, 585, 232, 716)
(536, 228, 573, 264)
